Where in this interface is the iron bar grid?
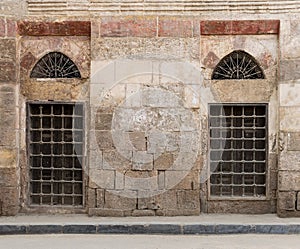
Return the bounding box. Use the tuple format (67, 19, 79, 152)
(27, 103, 84, 206)
(212, 50, 265, 80)
(209, 104, 267, 198)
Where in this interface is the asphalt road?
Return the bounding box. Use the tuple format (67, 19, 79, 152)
(0, 234, 299, 249)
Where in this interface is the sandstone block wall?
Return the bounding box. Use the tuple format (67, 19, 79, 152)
(17, 21, 91, 213)
(0, 17, 19, 215)
(278, 20, 300, 217)
(1, 0, 300, 217)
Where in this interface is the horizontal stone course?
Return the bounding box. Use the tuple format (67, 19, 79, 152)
(1, 224, 300, 235)
(17, 21, 91, 36)
(100, 17, 156, 38)
(93, 16, 279, 38)
(200, 20, 280, 35)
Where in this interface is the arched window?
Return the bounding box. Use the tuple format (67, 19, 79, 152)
(30, 52, 81, 78)
(212, 50, 265, 80)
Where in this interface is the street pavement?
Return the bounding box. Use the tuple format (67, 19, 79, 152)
(0, 234, 300, 249)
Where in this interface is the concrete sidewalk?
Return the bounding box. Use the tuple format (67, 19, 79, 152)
(1, 214, 300, 235)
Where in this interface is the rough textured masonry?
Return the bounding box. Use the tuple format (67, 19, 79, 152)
(0, 0, 299, 218)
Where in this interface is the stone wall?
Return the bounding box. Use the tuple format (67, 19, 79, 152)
(1, 0, 300, 217)
(86, 18, 279, 216)
(17, 21, 91, 213)
(89, 17, 202, 216)
(0, 17, 19, 215)
(277, 19, 300, 217)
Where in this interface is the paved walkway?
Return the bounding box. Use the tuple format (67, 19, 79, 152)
(1, 234, 300, 249)
(1, 214, 300, 235)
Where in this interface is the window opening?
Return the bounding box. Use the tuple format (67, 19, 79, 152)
(30, 52, 81, 78)
(209, 104, 267, 197)
(28, 102, 84, 206)
(212, 50, 265, 80)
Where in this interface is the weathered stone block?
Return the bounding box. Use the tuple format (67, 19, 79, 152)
(279, 151, 300, 170)
(142, 88, 183, 108)
(154, 152, 174, 170)
(159, 61, 202, 85)
(0, 148, 16, 168)
(104, 190, 137, 210)
(6, 19, 16, 38)
(207, 200, 273, 214)
(270, 170, 278, 191)
(124, 83, 142, 106)
(211, 80, 273, 103)
(115, 171, 124, 190)
(88, 208, 125, 217)
(89, 169, 115, 189)
(89, 149, 103, 169)
(288, 133, 300, 151)
(177, 190, 200, 210)
(0, 168, 17, 187)
(280, 84, 300, 107)
(86, 188, 96, 209)
(158, 171, 165, 190)
(132, 151, 153, 170)
(0, 39, 16, 61)
(18, 21, 91, 36)
(280, 107, 300, 132)
(21, 80, 88, 101)
(280, 60, 300, 81)
(96, 189, 104, 208)
(156, 208, 199, 216)
(165, 170, 199, 190)
(278, 191, 296, 211)
(0, 85, 14, 93)
(0, 187, 19, 215)
(115, 60, 152, 84)
(125, 171, 158, 190)
(0, 123, 16, 147)
(278, 171, 300, 191)
(200, 20, 279, 35)
(129, 132, 146, 151)
(95, 131, 115, 149)
(95, 113, 113, 130)
(103, 149, 132, 171)
(158, 18, 193, 38)
(155, 190, 178, 210)
(91, 38, 199, 62)
(100, 17, 156, 38)
(137, 191, 160, 210)
(0, 61, 15, 82)
(0, 91, 15, 111)
(184, 85, 201, 108)
(131, 210, 155, 216)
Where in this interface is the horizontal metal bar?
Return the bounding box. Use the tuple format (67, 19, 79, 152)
(211, 172, 265, 176)
(211, 183, 266, 186)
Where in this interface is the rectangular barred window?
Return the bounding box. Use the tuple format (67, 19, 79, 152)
(27, 103, 84, 206)
(209, 104, 267, 198)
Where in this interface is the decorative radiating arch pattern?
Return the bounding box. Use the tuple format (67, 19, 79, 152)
(212, 50, 265, 80)
(30, 52, 81, 78)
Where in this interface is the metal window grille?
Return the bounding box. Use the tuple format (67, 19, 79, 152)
(30, 52, 81, 78)
(209, 104, 267, 197)
(212, 50, 265, 80)
(27, 103, 84, 206)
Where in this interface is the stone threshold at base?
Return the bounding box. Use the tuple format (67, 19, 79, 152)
(1, 214, 300, 235)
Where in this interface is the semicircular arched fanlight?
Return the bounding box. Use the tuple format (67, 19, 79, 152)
(212, 50, 265, 80)
(30, 52, 81, 78)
